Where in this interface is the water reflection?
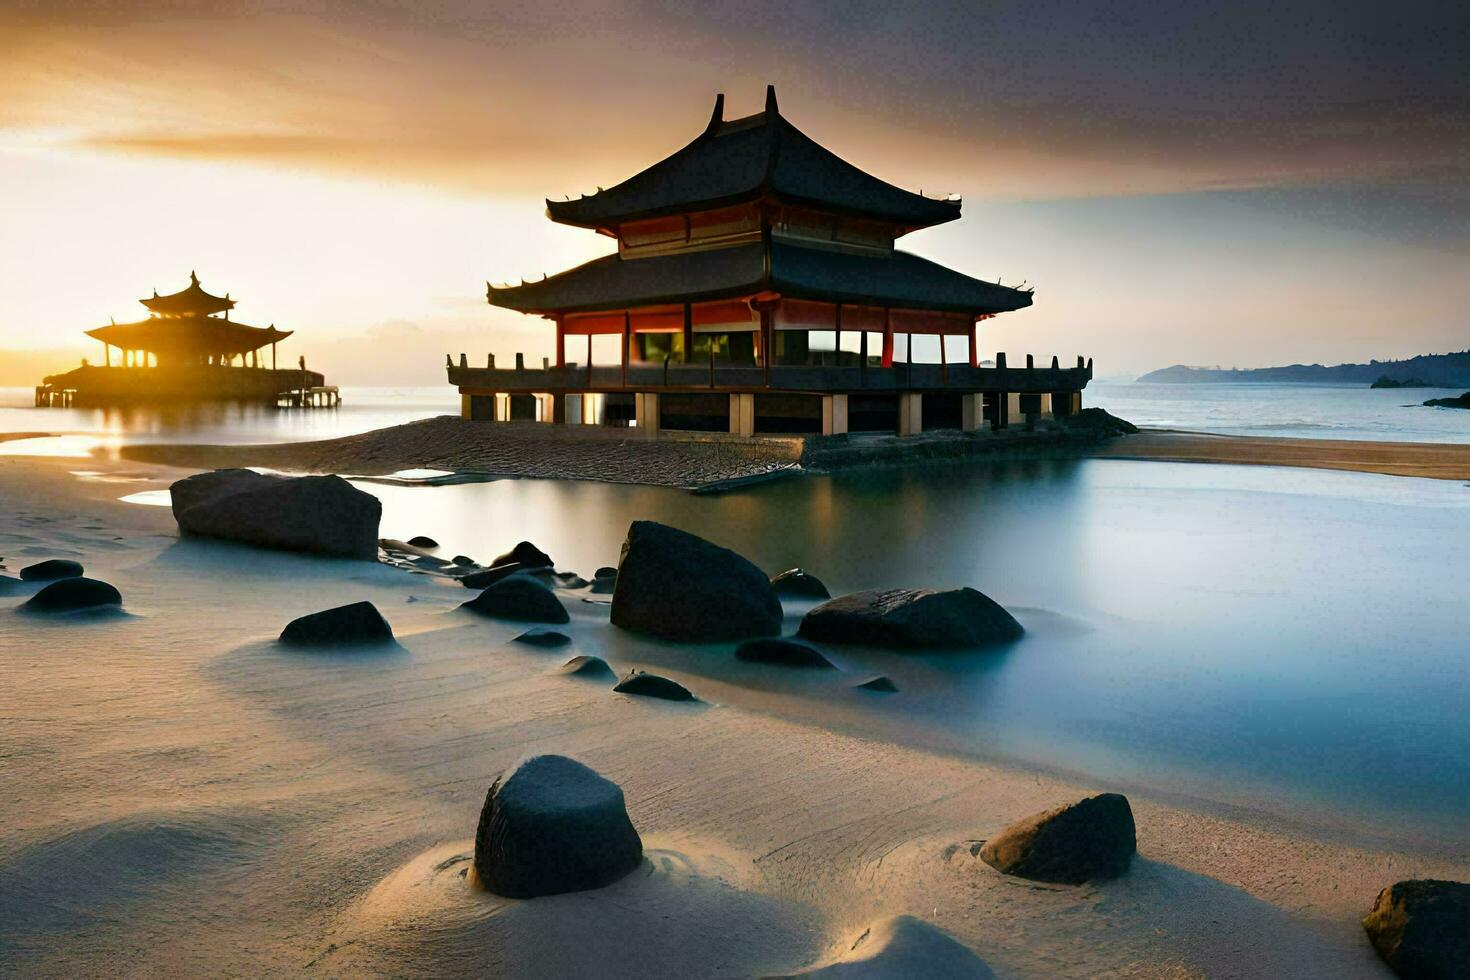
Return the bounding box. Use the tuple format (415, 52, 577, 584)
(359, 459, 1470, 842)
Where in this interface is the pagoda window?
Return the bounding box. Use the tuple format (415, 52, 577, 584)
(638, 332, 684, 363)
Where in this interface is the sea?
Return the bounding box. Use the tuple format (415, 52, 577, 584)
(2, 380, 1467, 845)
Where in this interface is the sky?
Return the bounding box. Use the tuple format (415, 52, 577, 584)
(0, 0, 1465, 384)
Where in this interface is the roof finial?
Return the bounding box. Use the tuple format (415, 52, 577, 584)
(765, 84, 778, 115)
(705, 93, 725, 134)
(190, 270, 199, 285)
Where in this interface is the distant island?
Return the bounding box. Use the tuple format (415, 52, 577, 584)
(1138, 350, 1470, 388)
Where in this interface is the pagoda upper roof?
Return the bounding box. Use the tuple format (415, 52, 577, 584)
(87, 314, 291, 356)
(488, 240, 1031, 317)
(546, 86, 962, 234)
(140, 271, 236, 317)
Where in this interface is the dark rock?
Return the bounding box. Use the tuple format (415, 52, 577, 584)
(492, 541, 553, 569)
(279, 601, 394, 647)
(0, 574, 29, 596)
(452, 555, 476, 566)
(170, 469, 381, 559)
(407, 535, 439, 548)
(593, 566, 617, 580)
(20, 559, 84, 582)
(1423, 392, 1470, 409)
(558, 655, 615, 678)
(614, 670, 695, 702)
(610, 521, 782, 642)
(1363, 879, 1470, 979)
(472, 755, 642, 898)
(513, 628, 571, 648)
(799, 588, 1023, 648)
(589, 578, 615, 595)
(1061, 407, 1139, 436)
(1372, 375, 1432, 389)
(459, 562, 525, 589)
(552, 571, 590, 590)
(22, 577, 122, 613)
(979, 793, 1136, 884)
(735, 637, 835, 669)
(460, 574, 569, 623)
(769, 567, 831, 600)
(856, 675, 899, 693)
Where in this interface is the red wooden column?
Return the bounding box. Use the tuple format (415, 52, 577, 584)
(880, 309, 894, 368)
(554, 315, 565, 368)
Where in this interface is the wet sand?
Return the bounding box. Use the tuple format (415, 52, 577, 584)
(1092, 430, 1470, 481)
(0, 453, 1463, 977)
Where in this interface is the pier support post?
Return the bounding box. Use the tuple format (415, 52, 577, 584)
(564, 394, 583, 424)
(1004, 392, 1022, 430)
(635, 393, 660, 435)
(729, 393, 755, 436)
(898, 392, 923, 436)
(961, 393, 985, 432)
(1039, 393, 1054, 421)
(821, 394, 848, 436)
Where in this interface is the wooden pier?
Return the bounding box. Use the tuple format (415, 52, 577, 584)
(33, 386, 77, 408)
(276, 385, 341, 409)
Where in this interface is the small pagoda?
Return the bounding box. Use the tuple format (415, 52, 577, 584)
(37, 273, 334, 407)
(449, 86, 1091, 434)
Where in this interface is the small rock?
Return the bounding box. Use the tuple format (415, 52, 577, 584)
(558, 655, 615, 678)
(979, 793, 1136, 884)
(492, 541, 553, 569)
(459, 562, 526, 589)
(20, 559, 84, 582)
(593, 566, 617, 580)
(780, 915, 994, 978)
(22, 577, 122, 613)
(769, 567, 831, 600)
(856, 675, 899, 693)
(407, 535, 439, 548)
(799, 587, 1023, 648)
(611, 521, 782, 641)
(452, 555, 476, 566)
(1363, 878, 1470, 979)
(588, 578, 615, 595)
(279, 601, 395, 647)
(613, 670, 695, 702)
(473, 755, 643, 898)
(735, 637, 835, 668)
(460, 575, 569, 623)
(513, 628, 571, 648)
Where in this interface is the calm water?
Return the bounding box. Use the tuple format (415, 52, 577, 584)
(364, 460, 1470, 846)
(1088, 381, 1470, 443)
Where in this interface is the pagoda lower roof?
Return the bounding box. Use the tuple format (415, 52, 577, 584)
(86, 315, 292, 355)
(488, 241, 1032, 317)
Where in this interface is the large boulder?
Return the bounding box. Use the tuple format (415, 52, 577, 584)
(780, 915, 994, 978)
(170, 469, 381, 559)
(460, 574, 569, 623)
(770, 568, 831, 600)
(279, 601, 394, 647)
(1363, 879, 1470, 979)
(493, 541, 553, 569)
(472, 755, 642, 898)
(798, 588, 1023, 648)
(20, 559, 84, 582)
(735, 637, 835, 669)
(610, 521, 782, 641)
(22, 577, 122, 613)
(979, 793, 1136, 884)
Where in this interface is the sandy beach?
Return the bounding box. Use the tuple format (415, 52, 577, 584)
(1, 450, 1465, 977)
(1090, 430, 1470, 482)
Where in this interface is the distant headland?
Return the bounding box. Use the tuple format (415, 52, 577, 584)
(1137, 350, 1470, 388)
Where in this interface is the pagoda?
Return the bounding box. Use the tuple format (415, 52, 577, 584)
(450, 86, 1091, 434)
(37, 273, 332, 406)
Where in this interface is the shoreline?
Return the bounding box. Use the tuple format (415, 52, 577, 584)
(105, 415, 1470, 487)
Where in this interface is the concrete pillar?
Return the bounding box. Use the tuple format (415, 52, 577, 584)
(961, 392, 985, 432)
(729, 393, 755, 436)
(821, 394, 848, 435)
(635, 392, 660, 434)
(1039, 392, 1053, 421)
(460, 393, 472, 420)
(1004, 392, 1022, 429)
(898, 392, 923, 436)
(538, 394, 557, 422)
(565, 393, 584, 424)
